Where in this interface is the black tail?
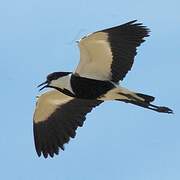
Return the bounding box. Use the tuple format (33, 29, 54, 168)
(135, 93, 155, 103)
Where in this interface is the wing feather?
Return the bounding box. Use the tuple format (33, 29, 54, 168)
(75, 20, 149, 82)
(33, 90, 102, 158)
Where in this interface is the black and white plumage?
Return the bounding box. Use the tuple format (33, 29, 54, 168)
(33, 90, 102, 158)
(33, 20, 173, 158)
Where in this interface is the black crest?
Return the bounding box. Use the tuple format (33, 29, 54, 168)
(47, 72, 71, 81)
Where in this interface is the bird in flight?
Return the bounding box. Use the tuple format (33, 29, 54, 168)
(33, 20, 173, 158)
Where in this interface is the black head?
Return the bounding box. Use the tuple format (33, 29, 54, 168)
(37, 71, 71, 91)
(47, 72, 72, 81)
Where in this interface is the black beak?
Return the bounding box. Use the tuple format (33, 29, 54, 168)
(37, 80, 48, 91)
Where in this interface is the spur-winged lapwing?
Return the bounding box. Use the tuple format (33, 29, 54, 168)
(33, 20, 173, 158)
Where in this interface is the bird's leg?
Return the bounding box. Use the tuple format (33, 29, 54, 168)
(148, 104, 173, 114)
(120, 99, 173, 114)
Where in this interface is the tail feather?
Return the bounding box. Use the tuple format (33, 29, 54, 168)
(135, 93, 155, 103)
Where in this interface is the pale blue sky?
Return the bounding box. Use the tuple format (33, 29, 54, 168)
(0, 0, 180, 179)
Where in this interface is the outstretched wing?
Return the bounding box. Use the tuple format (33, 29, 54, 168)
(33, 90, 102, 158)
(75, 20, 149, 83)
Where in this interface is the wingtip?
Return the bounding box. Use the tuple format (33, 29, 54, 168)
(43, 151, 48, 158)
(127, 19, 138, 24)
(36, 148, 61, 158)
(36, 151, 41, 157)
(120, 20, 151, 37)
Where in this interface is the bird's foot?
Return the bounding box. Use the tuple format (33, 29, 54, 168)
(155, 106, 173, 114)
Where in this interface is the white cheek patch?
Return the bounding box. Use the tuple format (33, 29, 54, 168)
(50, 75, 74, 94)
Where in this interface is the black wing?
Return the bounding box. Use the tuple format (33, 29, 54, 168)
(75, 20, 149, 82)
(33, 90, 102, 158)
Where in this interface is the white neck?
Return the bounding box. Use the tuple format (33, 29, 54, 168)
(50, 74, 74, 93)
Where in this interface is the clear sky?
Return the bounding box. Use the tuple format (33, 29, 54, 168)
(0, 0, 179, 179)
